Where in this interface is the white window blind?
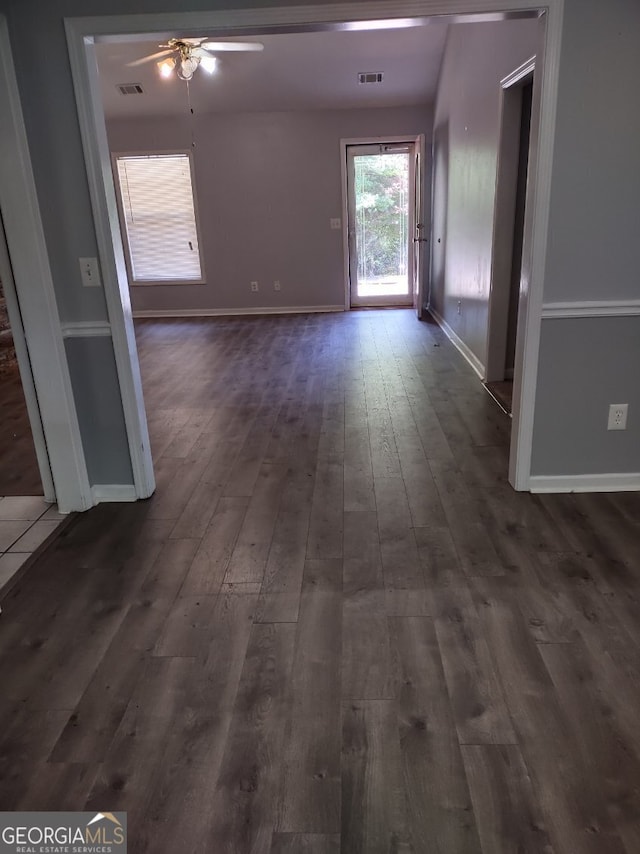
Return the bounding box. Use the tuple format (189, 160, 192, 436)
(115, 154, 202, 282)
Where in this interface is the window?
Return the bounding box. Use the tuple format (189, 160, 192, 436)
(114, 153, 203, 284)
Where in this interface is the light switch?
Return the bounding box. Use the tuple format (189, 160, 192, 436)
(79, 257, 101, 288)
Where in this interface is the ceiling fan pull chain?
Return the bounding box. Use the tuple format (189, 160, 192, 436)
(186, 79, 196, 149)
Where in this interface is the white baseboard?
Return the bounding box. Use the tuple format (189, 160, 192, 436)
(530, 473, 640, 493)
(427, 307, 485, 380)
(133, 305, 346, 319)
(91, 484, 138, 503)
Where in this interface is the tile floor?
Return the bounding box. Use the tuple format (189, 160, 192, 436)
(0, 495, 67, 591)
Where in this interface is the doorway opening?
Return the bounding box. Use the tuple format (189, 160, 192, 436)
(0, 210, 65, 588)
(65, 2, 556, 495)
(505, 79, 533, 384)
(485, 57, 535, 416)
(0, 290, 41, 496)
(0, 213, 51, 499)
(346, 141, 417, 308)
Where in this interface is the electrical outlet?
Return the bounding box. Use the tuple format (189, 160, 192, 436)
(273, 280, 281, 291)
(79, 257, 101, 288)
(607, 403, 628, 431)
(250, 281, 259, 292)
(330, 218, 341, 230)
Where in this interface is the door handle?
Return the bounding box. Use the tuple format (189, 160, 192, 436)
(413, 237, 428, 242)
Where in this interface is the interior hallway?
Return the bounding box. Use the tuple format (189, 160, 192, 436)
(1, 309, 639, 853)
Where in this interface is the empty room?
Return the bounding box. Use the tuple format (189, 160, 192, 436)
(0, 1, 639, 852)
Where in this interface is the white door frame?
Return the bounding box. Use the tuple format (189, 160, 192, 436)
(64, 0, 564, 493)
(0, 16, 92, 512)
(343, 137, 419, 309)
(413, 133, 427, 319)
(65, 29, 155, 502)
(486, 55, 536, 383)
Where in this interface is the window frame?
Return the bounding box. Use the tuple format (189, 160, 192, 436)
(111, 149, 206, 286)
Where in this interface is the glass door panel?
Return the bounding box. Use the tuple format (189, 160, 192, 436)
(347, 145, 414, 307)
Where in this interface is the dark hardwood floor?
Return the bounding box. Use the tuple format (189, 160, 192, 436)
(1, 309, 640, 852)
(0, 363, 42, 495)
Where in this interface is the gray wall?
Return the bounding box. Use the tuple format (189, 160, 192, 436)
(107, 106, 432, 314)
(543, 0, 640, 304)
(65, 336, 134, 484)
(532, 318, 640, 476)
(531, 0, 640, 477)
(429, 18, 539, 366)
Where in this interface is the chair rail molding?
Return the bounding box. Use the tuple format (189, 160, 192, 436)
(61, 320, 113, 338)
(541, 299, 640, 318)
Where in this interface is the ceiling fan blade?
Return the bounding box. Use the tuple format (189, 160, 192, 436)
(127, 49, 174, 67)
(200, 41, 264, 52)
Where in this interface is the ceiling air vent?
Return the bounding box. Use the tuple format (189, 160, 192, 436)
(358, 72, 384, 85)
(117, 83, 145, 96)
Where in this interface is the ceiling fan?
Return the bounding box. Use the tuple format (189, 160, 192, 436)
(128, 37, 264, 81)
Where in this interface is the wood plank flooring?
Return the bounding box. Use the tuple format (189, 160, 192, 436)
(0, 364, 41, 495)
(1, 309, 640, 852)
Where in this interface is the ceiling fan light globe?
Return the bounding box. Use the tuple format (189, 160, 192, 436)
(176, 56, 198, 80)
(199, 55, 218, 74)
(157, 57, 175, 78)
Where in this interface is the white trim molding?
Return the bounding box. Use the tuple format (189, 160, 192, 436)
(64, 3, 548, 40)
(530, 472, 640, 493)
(508, 6, 564, 492)
(541, 300, 640, 319)
(91, 484, 138, 503)
(133, 305, 345, 319)
(0, 16, 92, 513)
(61, 320, 113, 338)
(501, 54, 536, 88)
(66, 21, 155, 502)
(427, 308, 485, 379)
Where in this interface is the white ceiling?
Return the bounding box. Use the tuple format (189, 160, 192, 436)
(95, 24, 449, 119)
